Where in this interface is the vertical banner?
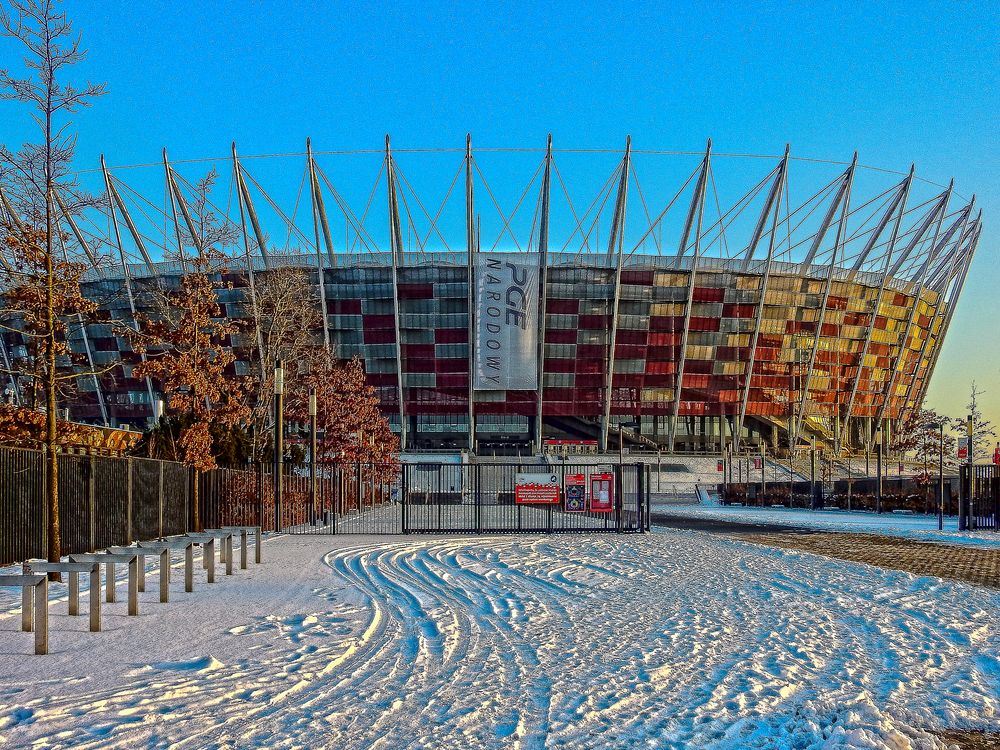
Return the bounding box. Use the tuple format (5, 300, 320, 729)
(589, 472, 614, 513)
(564, 473, 587, 512)
(474, 253, 538, 390)
(957, 437, 969, 460)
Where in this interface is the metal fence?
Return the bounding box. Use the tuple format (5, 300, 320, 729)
(722, 475, 960, 515)
(0, 446, 190, 566)
(201, 461, 650, 535)
(960, 465, 999, 530)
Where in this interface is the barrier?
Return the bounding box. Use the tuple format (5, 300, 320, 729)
(0, 574, 47, 654)
(22, 561, 101, 632)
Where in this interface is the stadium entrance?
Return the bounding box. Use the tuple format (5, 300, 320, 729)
(203, 462, 650, 536)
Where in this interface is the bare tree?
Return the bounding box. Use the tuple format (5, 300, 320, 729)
(951, 381, 997, 461)
(0, 0, 106, 568)
(166, 167, 239, 262)
(247, 266, 321, 458)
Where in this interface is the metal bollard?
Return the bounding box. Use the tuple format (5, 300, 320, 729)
(185, 544, 194, 593)
(89, 567, 101, 632)
(159, 548, 170, 603)
(33, 578, 48, 655)
(127, 556, 139, 616)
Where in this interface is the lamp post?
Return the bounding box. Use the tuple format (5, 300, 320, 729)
(875, 426, 883, 514)
(309, 387, 317, 526)
(760, 438, 767, 503)
(929, 421, 944, 531)
(273, 359, 284, 532)
(809, 436, 817, 510)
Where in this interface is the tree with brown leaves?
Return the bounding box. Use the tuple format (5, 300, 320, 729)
(285, 348, 398, 481)
(132, 250, 252, 530)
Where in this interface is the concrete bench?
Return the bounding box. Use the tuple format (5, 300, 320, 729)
(68, 552, 141, 616)
(219, 526, 263, 567)
(0, 574, 47, 654)
(22, 561, 101, 633)
(136, 539, 197, 595)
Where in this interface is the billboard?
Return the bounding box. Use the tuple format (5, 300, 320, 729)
(474, 253, 538, 390)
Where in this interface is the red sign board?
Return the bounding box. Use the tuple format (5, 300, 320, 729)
(753, 457, 762, 470)
(717, 461, 724, 472)
(515, 473, 561, 505)
(589, 473, 614, 513)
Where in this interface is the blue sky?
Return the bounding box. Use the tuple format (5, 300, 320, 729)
(2, 0, 998, 434)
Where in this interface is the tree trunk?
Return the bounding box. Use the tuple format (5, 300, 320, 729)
(45, 194, 61, 575)
(192, 468, 201, 532)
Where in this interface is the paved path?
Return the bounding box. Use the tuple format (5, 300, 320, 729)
(652, 511, 1000, 589)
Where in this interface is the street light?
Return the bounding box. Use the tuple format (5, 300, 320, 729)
(273, 359, 284, 532)
(929, 421, 944, 530)
(875, 426, 883, 514)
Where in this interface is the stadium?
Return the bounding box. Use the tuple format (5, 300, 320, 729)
(0, 138, 982, 455)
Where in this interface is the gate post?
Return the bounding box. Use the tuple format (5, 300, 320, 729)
(125, 456, 133, 544)
(958, 464, 969, 531)
(401, 463, 409, 534)
(634, 462, 643, 532)
(88, 453, 97, 552)
(158, 461, 165, 539)
(475, 463, 482, 535)
(614, 463, 623, 533)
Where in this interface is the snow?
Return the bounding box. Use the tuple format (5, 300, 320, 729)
(654, 503, 1000, 548)
(1, 530, 998, 749)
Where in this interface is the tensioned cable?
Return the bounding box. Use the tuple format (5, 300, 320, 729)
(562, 161, 621, 257)
(471, 156, 545, 253)
(391, 158, 460, 253)
(628, 162, 661, 255)
(79, 149, 964, 197)
(314, 162, 383, 255)
(551, 157, 618, 256)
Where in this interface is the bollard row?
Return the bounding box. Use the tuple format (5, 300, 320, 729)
(3, 526, 262, 655)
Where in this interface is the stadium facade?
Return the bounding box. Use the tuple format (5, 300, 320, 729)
(0, 138, 983, 454)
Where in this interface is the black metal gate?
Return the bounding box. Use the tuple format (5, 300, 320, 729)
(252, 461, 650, 535)
(959, 464, 999, 531)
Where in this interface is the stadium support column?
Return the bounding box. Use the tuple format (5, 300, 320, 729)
(600, 137, 632, 453)
(842, 169, 912, 449)
(915, 219, 980, 411)
(734, 146, 789, 454)
(164, 149, 202, 262)
(898, 201, 974, 420)
(101, 155, 156, 412)
(307, 139, 331, 350)
(232, 144, 272, 271)
(466, 134, 476, 454)
(667, 140, 712, 453)
(534, 135, 553, 453)
(385, 135, 407, 451)
(52, 189, 109, 425)
(871, 184, 953, 443)
(0, 187, 23, 404)
(792, 154, 856, 448)
(232, 143, 268, 380)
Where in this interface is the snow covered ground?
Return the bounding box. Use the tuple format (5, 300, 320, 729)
(1, 530, 998, 749)
(654, 503, 1000, 549)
